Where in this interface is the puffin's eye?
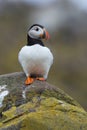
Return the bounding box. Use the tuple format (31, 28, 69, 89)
(35, 28, 39, 31)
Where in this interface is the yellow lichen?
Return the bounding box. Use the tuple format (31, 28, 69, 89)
(0, 96, 87, 130)
(40, 97, 58, 107)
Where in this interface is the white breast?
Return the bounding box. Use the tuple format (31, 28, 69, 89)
(18, 44, 53, 79)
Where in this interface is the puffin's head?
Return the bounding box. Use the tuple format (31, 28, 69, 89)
(27, 24, 50, 40)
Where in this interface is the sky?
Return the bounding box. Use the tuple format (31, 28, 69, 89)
(6, 0, 87, 11)
(7, 0, 56, 5)
(71, 0, 87, 11)
(5, 0, 87, 31)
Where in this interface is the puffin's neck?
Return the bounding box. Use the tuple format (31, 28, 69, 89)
(27, 35, 44, 46)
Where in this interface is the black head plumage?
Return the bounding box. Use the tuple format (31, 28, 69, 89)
(27, 24, 45, 46)
(29, 24, 44, 30)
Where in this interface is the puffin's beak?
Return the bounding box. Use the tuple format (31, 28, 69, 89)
(45, 30, 50, 40)
(40, 28, 50, 40)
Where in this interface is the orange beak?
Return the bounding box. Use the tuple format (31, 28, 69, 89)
(45, 30, 50, 40)
(40, 28, 50, 40)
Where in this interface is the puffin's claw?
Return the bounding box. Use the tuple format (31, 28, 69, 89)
(36, 77, 45, 81)
(25, 77, 34, 85)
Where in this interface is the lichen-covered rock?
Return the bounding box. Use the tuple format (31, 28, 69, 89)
(0, 72, 87, 130)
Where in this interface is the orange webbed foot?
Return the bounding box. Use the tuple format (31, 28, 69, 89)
(36, 77, 45, 81)
(25, 77, 34, 85)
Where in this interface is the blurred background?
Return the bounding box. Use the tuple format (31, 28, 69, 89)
(0, 0, 87, 110)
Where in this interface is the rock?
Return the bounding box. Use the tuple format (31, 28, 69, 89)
(0, 72, 87, 130)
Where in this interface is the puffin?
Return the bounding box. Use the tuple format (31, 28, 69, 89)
(18, 24, 53, 85)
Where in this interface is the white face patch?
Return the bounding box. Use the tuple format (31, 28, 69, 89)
(28, 26, 43, 39)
